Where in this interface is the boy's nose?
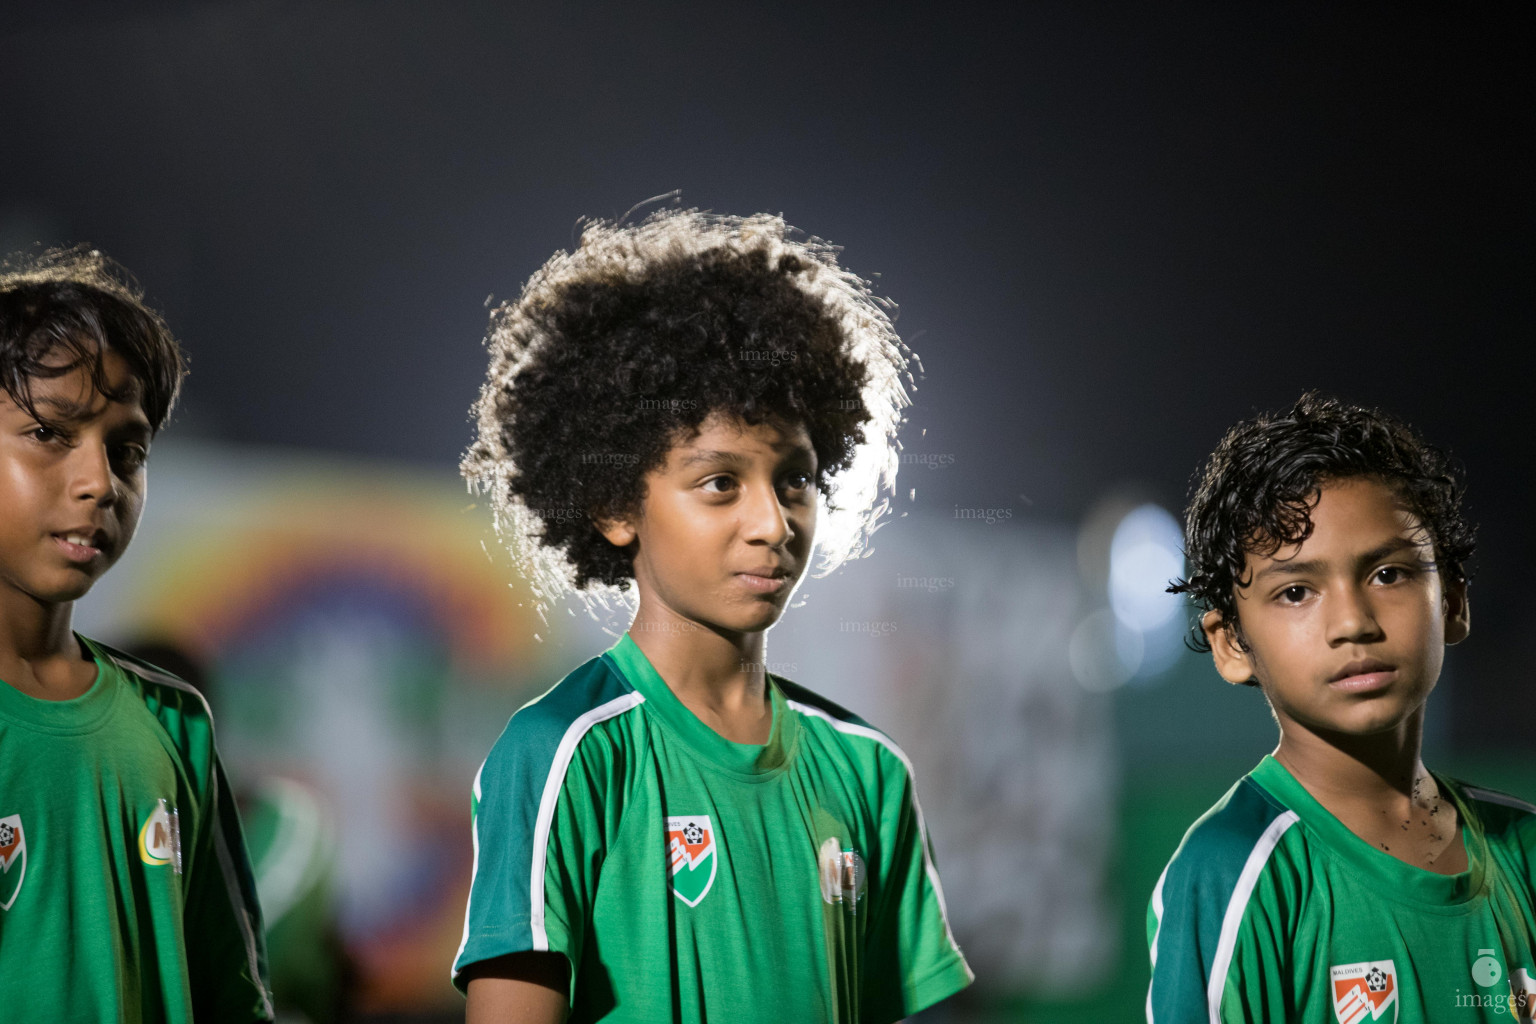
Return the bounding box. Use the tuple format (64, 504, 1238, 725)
(740, 482, 793, 548)
(68, 443, 118, 506)
(1326, 585, 1384, 646)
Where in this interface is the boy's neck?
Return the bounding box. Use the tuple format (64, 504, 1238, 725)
(1274, 712, 1428, 799)
(627, 601, 772, 745)
(1274, 709, 1467, 875)
(0, 596, 96, 701)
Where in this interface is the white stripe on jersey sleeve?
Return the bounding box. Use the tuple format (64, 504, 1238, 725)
(451, 762, 487, 981)
(529, 693, 646, 951)
(104, 650, 218, 723)
(1146, 862, 1170, 1023)
(786, 700, 972, 977)
(209, 765, 277, 1020)
(1205, 811, 1299, 1024)
(1463, 786, 1536, 816)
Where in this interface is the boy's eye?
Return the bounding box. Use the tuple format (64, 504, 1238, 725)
(702, 476, 736, 494)
(1374, 566, 1407, 585)
(28, 425, 65, 444)
(780, 472, 812, 492)
(1278, 585, 1309, 604)
(114, 444, 149, 473)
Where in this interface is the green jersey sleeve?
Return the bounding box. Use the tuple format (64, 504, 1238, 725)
(186, 756, 277, 1020)
(1146, 776, 1300, 1024)
(861, 744, 974, 1022)
(109, 644, 275, 1022)
(453, 665, 643, 994)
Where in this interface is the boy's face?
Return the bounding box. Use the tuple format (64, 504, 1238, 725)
(0, 347, 152, 609)
(1203, 476, 1469, 740)
(600, 412, 817, 636)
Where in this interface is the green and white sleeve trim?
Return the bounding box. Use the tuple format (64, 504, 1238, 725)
(529, 692, 646, 951)
(1463, 787, 1536, 815)
(452, 763, 486, 980)
(1203, 810, 1298, 1024)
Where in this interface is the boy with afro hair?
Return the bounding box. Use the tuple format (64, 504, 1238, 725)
(0, 249, 272, 1021)
(1147, 394, 1535, 1022)
(452, 207, 973, 1023)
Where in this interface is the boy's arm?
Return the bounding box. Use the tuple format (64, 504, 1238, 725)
(861, 753, 973, 1024)
(464, 952, 571, 1024)
(186, 756, 276, 1022)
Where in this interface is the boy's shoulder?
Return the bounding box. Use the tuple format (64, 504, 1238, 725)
(1450, 777, 1536, 816)
(79, 637, 222, 787)
(775, 675, 871, 730)
(486, 650, 644, 769)
(774, 675, 915, 776)
(85, 637, 214, 729)
(1444, 775, 1536, 848)
(1158, 769, 1302, 891)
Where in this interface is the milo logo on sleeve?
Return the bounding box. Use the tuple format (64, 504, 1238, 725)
(138, 799, 182, 874)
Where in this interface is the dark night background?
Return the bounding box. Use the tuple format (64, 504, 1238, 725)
(3, 7, 1528, 739)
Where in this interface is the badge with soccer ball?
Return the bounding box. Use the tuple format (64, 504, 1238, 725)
(0, 815, 26, 911)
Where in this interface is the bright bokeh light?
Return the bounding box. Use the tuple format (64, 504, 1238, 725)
(1109, 504, 1184, 633)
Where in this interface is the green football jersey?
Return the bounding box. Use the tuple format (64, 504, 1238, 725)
(1147, 755, 1536, 1023)
(0, 637, 273, 1023)
(453, 634, 973, 1023)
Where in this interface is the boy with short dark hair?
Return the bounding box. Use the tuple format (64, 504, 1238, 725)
(0, 249, 273, 1021)
(453, 208, 973, 1022)
(1148, 393, 1536, 1022)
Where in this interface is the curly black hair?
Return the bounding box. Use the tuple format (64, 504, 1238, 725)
(0, 247, 185, 433)
(463, 207, 914, 606)
(1170, 392, 1476, 659)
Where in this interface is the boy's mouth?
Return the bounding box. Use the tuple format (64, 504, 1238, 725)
(1327, 658, 1397, 692)
(736, 565, 793, 594)
(53, 529, 109, 563)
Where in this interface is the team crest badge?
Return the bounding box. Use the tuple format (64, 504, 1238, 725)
(138, 799, 183, 874)
(1332, 960, 1398, 1023)
(666, 815, 717, 907)
(0, 815, 26, 911)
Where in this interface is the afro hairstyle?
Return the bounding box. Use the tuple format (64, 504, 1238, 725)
(462, 206, 916, 611)
(0, 246, 185, 434)
(1170, 392, 1475, 663)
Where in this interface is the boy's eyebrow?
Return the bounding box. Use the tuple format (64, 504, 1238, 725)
(678, 445, 817, 471)
(30, 393, 153, 435)
(117, 417, 154, 441)
(1254, 538, 1428, 581)
(31, 395, 97, 423)
(678, 448, 749, 469)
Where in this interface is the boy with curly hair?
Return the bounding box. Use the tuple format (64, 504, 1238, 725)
(0, 250, 272, 1021)
(452, 207, 972, 1023)
(1148, 394, 1536, 1022)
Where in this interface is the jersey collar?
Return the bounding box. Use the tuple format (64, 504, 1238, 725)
(1250, 754, 1490, 908)
(604, 632, 798, 780)
(0, 635, 123, 734)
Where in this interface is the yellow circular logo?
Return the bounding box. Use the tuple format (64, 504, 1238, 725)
(138, 801, 180, 870)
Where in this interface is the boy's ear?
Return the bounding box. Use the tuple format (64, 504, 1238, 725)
(1443, 579, 1471, 646)
(1202, 609, 1256, 686)
(593, 513, 637, 550)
